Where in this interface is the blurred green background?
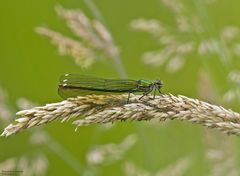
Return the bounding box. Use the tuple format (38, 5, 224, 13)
(0, 0, 240, 175)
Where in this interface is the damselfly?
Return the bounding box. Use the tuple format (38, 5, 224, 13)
(58, 74, 163, 102)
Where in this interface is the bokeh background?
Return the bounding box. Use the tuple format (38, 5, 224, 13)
(1, 0, 240, 175)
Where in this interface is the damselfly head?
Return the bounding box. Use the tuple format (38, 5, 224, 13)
(154, 80, 163, 87)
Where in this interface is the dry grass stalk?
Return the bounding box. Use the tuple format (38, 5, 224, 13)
(55, 6, 119, 58)
(155, 157, 191, 176)
(0, 87, 13, 124)
(0, 155, 48, 176)
(1, 94, 240, 137)
(130, 1, 240, 72)
(124, 157, 190, 176)
(204, 131, 239, 176)
(36, 27, 95, 68)
(36, 6, 123, 71)
(87, 134, 137, 165)
(224, 70, 240, 103)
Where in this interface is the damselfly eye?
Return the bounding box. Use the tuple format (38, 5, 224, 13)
(155, 80, 163, 86)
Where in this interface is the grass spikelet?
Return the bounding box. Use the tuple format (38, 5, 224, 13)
(2, 94, 240, 137)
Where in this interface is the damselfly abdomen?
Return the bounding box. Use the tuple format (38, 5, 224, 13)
(58, 74, 163, 102)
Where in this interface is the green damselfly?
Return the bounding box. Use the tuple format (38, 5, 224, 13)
(58, 74, 163, 102)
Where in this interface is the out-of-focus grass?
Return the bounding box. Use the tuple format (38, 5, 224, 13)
(0, 0, 240, 175)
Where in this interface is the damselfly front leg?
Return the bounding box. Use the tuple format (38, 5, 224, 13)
(153, 84, 163, 99)
(139, 87, 153, 100)
(158, 87, 162, 94)
(153, 87, 156, 99)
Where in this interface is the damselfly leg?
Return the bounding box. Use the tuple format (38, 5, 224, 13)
(139, 87, 153, 100)
(153, 87, 157, 99)
(127, 91, 132, 103)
